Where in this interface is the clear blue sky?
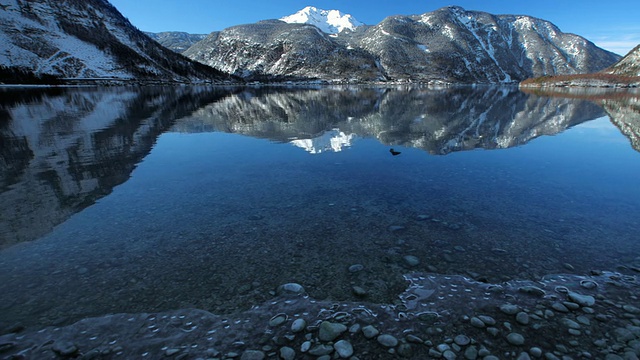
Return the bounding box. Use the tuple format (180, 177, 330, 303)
(109, 0, 639, 55)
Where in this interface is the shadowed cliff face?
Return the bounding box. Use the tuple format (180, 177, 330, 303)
(172, 86, 606, 154)
(0, 86, 233, 249)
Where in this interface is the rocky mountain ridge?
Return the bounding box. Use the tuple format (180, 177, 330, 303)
(0, 0, 232, 84)
(184, 6, 620, 83)
(145, 31, 207, 53)
(520, 45, 640, 88)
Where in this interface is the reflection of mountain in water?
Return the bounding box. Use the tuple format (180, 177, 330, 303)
(519, 87, 640, 153)
(602, 97, 640, 152)
(0, 87, 232, 248)
(173, 86, 606, 154)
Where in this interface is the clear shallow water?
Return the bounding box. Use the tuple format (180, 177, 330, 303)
(1, 86, 640, 358)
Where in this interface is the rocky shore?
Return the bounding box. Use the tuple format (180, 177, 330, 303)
(1, 271, 638, 360)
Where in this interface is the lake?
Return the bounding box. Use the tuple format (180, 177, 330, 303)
(1, 85, 639, 359)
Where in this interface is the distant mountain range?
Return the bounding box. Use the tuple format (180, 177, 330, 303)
(0, 2, 631, 84)
(182, 6, 621, 84)
(145, 31, 207, 53)
(0, 0, 232, 84)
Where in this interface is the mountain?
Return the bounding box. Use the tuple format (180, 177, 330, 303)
(183, 20, 382, 82)
(520, 45, 640, 87)
(280, 6, 364, 34)
(185, 6, 620, 84)
(0, 0, 232, 84)
(605, 44, 640, 77)
(145, 31, 208, 53)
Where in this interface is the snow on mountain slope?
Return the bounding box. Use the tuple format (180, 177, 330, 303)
(280, 6, 363, 34)
(0, 0, 130, 78)
(605, 44, 640, 77)
(0, 0, 230, 82)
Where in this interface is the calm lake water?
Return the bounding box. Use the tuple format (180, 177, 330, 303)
(1, 85, 640, 358)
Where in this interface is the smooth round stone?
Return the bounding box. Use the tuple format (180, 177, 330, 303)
(443, 350, 457, 360)
(290, 318, 306, 333)
(623, 305, 640, 314)
(279, 347, 295, 360)
(576, 315, 591, 326)
(568, 292, 595, 307)
(352, 286, 367, 297)
(464, 346, 478, 359)
(308, 344, 333, 356)
(563, 301, 580, 311)
(470, 317, 485, 328)
(377, 334, 399, 347)
(551, 303, 569, 313)
(517, 352, 532, 360)
(333, 340, 354, 358)
(268, 313, 288, 327)
(487, 327, 499, 337)
(406, 334, 424, 343)
(240, 350, 265, 360)
(562, 318, 581, 330)
(319, 321, 347, 342)
(300, 341, 311, 352)
(568, 329, 581, 336)
(500, 304, 520, 315)
(277, 283, 305, 295)
(454, 335, 471, 346)
(348, 264, 364, 273)
(529, 347, 542, 358)
(506, 333, 525, 346)
(403, 255, 420, 267)
(478, 315, 496, 326)
(362, 325, 379, 339)
(516, 312, 530, 325)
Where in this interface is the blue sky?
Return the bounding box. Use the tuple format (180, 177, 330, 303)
(109, 0, 639, 55)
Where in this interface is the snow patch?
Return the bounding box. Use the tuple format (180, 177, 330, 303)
(280, 6, 363, 34)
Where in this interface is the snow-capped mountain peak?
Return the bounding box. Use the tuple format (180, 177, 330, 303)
(280, 6, 363, 34)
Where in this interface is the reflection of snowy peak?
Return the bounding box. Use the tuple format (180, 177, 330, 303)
(290, 129, 355, 154)
(280, 6, 363, 34)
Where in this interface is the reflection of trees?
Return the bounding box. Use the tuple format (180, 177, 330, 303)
(174, 86, 606, 154)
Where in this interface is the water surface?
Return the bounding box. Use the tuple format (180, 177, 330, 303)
(1, 85, 640, 358)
